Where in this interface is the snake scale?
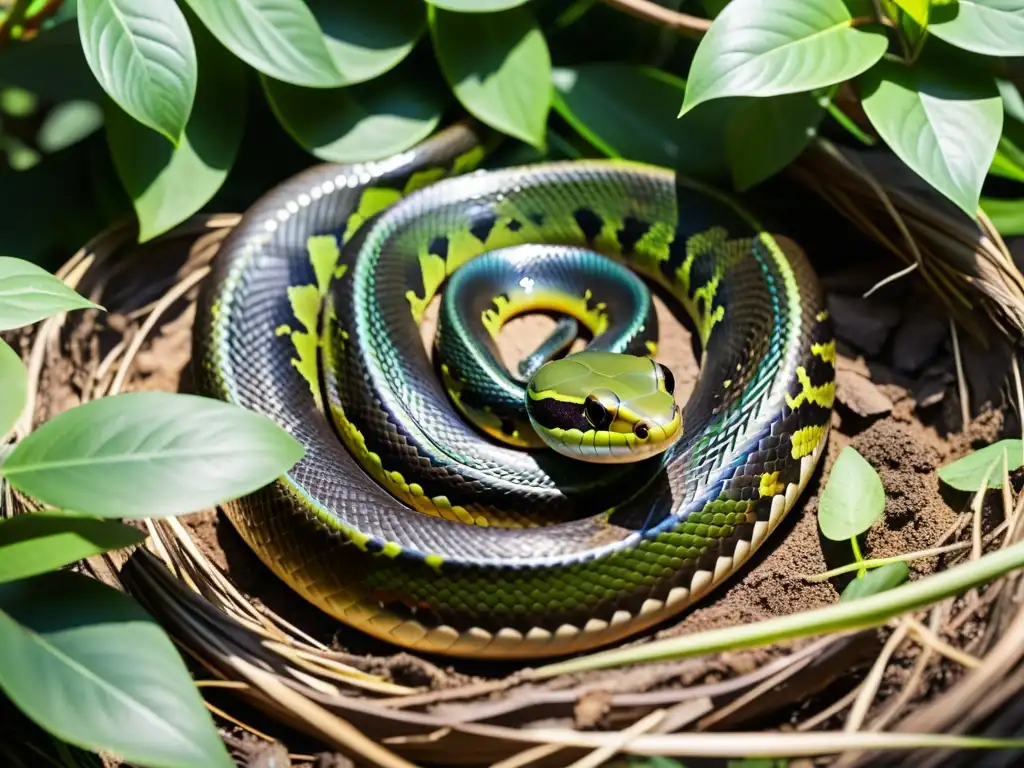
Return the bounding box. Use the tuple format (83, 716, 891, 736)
(193, 120, 836, 660)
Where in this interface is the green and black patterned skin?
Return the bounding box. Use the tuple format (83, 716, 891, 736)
(193, 120, 836, 659)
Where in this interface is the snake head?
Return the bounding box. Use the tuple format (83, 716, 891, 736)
(525, 351, 682, 464)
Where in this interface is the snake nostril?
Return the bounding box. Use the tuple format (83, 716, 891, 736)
(633, 422, 649, 440)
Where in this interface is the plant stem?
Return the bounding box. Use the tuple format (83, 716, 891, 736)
(598, 0, 711, 40)
(529, 536, 1024, 678)
(804, 540, 973, 582)
(850, 535, 866, 577)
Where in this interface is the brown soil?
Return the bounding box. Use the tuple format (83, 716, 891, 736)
(16, 223, 1019, 767)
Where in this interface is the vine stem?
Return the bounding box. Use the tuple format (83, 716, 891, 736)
(598, 0, 711, 40)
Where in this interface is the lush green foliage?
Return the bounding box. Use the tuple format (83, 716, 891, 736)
(0, 255, 304, 766)
(3, 0, 1024, 263)
(938, 438, 1024, 490)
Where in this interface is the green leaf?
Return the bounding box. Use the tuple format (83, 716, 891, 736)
(0, 342, 26, 442)
(981, 197, 1024, 235)
(840, 562, 911, 601)
(551, 64, 733, 183)
(182, 0, 343, 88)
(0, 257, 100, 331)
(427, 0, 532, 11)
(36, 100, 105, 154)
(859, 55, 1003, 218)
(105, 13, 246, 241)
(818, 446, 885, 541)
(311, 0, 424, 85)
(77, 0, 197, 143)
(678, 0, 887, 117)
(1, 392, 304, 519)
(725, 89, 831, 191)
(937, 439, 1024, 491)
(990, 136, 1024, 182)
(0, 570, 233, 767)
(892, 0, 931, 26)
(931, 0, 1024, 56)
(430, 5, 551, 148)
(0, 512, 145, 583)
(0, 339, 27, 437)
(263, 57, 446, 163)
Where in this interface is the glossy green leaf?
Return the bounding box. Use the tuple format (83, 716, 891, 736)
(931, 0, 1024, 56)
(818, 446, 885, 541)
(937, 439, 1024, 491)
(551, 64, 733, 183)
(0, 257, 100, 331)
(981, 197, 1024, 235)
(0, 570, 233, 767)
(679, 0, 887, 116)
(0, 339, 27, 437)
(77, 0, 197, 143)
(0, 512, 145, 583)
(859, 56, 1002, 217)
(182, 0, 343, 88)
(106, 15, 246, 241)
(263, 58, 446, 163)
(430, 5, 551, 148)
(36, 101, 105, 153)
(311, 0, 424, 85)
(999, 78, 1024, 124)
(427, 0, 532, 11)
(1, 392, 304, 519)
(726, 89, 831, 191)
(840, 562, 911, 602)
(990, 136, 1024, 182)
(892, 0, 931, 25)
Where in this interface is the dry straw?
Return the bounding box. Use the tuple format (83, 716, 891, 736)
(4, 137, 1024, 766)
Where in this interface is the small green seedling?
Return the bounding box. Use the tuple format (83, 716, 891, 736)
(817, 446, 909, 600)
(937, 439, 1024, 492)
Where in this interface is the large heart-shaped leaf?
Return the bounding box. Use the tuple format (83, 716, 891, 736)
(725, 89, 831, 190)
(679, 0, 887, 117)
(0, 571, 233, 767)
(859, 55, 1003, 217)
(1, 392, 304, 519)
(551, 64, 734, 183)
(0, 257, 100, 331)
(0, 339, 27, 437)
(77, 0, 197, 143)
(931, 0, 1024, 56)
(182, 0, 343, 88)
(106, 13, 246, 241)
(430, 5, 550, 148)
(263, 57, 446, 163)
(0, 512, 146, 583)
(310, 0, 424, 84)
(818, 446, 885, 542)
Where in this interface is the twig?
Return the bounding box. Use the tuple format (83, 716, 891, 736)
(843, 622, 909, 733)
(796, 685, 863, 731)
(598, 0, 711, 39)
(903, 618, 982, 669)
(568, 710, 666, 768)
(803, 540, 973, 582)
(950, 319, 971, 428)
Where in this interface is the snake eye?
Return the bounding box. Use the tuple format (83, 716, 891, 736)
(633, 422, 649, 440)
(658, 363, 676, 395)
(584, 395, 611, 430)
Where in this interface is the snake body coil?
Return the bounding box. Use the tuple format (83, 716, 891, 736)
(193, 121, 836, 660)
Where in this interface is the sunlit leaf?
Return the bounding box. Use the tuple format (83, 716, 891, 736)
(725, 89, 831, 191)
(0, 257, 100, 331)
(859, 54, 1002, 217)
(0, 339, 27, 437)
(430, 4, 551, 148)
(182, 0, 343, 88)
(0, 512, 145, 584)
(106, 13, 246, 241)
(1, 392, 304, 519)
(892, 0, 931, 26)
(981, 197, 1024, 235)
(427, 0, 532, 10)
(679, 0, 887, 116)
(77, 0, 197, 143)
(937, 439, 1024, 491)
(310, 0, 424, 85)
(263, 56, 446, 163)
(840, 562, 911, 602)
(36, 101, 104, 153)
(0, 571, 233, 767)
(931, 0, 1024, 56)
(818, 446, 885, 541)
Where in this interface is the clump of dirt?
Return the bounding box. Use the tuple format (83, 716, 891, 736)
(14, 219, 1020, 766)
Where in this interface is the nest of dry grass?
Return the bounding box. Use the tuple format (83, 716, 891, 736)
(6, 141, 1024, 768)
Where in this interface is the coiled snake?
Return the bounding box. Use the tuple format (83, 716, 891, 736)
(193, 120, 836, 660)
